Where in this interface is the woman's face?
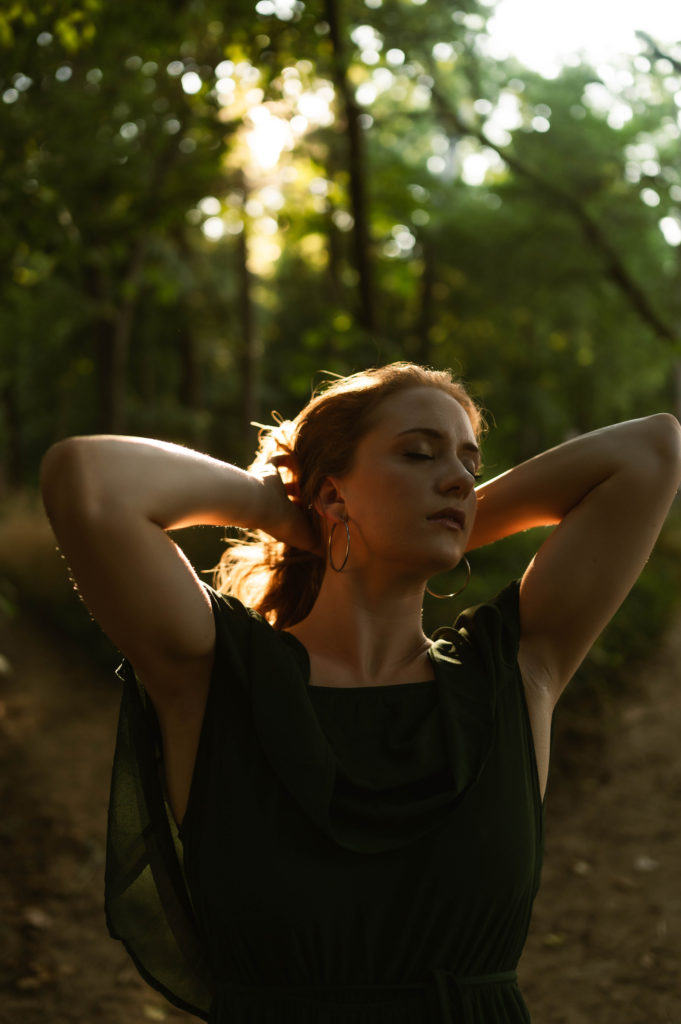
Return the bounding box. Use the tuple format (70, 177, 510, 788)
(325, 387, 480, 584)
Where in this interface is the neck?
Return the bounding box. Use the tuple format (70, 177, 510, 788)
(288, 569, 433, 687)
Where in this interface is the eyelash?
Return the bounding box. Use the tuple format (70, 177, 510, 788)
(404, 453, 482, 480)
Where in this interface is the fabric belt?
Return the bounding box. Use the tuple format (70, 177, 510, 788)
(216, 968, 518, 1021)
(427, 968, 518, 1021)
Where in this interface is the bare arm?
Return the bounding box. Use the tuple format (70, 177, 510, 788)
(467, 414, 681, 704)
(41, 434, 315, 824)
(40, 435, 313, 694)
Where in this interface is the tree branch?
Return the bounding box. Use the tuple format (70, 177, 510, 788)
(430, 85, 677, 345)
(635, 32, 681, 75)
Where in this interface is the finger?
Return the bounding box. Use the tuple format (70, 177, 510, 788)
(284, 480, 302, 498)
(268, 453, 296, 468)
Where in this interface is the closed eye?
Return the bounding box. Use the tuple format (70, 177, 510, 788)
(405, 452, 481, 478)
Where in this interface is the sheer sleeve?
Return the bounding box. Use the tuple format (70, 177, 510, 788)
(104, 585, 272, 1017)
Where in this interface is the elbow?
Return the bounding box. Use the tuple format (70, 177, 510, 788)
(647, 411, 681, 453)
(40, 438, 104, 524)
(41, 439, 77, 508)
(642, 413, 681, 482)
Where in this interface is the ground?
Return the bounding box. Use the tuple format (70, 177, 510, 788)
(0, 602, 679, 1024)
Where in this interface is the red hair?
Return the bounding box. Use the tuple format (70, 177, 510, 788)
(214, 362, 485, 628)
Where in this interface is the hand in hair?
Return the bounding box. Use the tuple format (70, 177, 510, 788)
(253, 457, 320, 555)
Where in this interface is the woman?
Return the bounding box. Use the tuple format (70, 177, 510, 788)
(41, 362, 681, 1023)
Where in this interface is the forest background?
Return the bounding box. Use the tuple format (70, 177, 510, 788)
(2, 1, 681, 1020)
(2, 0, 681, 663)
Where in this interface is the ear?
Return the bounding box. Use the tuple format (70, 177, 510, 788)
(314, 476, 346, 525)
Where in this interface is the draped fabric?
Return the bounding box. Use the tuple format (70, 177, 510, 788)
(105, 579, 545, 1022)
(105, 660, 213, 1016)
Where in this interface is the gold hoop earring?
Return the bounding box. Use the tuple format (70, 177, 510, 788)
(328, 518, 350, 573)
(426, 556, 471, 599)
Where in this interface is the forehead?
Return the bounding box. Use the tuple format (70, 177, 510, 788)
(368, 386, 476, 443)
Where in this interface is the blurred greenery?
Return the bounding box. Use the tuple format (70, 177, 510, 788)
(1, 0, 680, 694)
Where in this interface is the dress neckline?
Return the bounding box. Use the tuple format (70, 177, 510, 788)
(307, 679, 436, 691)
(279, 629, 441, 690)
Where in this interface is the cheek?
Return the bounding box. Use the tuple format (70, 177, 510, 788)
(374, 475, 418, 521)
(350, 480, 408, 533)
(349, 465, 406, 504)
(346, 461, 426, 526)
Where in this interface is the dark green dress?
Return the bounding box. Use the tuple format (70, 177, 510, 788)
(105, 579, 545, 1023)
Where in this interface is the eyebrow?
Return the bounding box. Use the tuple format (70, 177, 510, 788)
(396, 427, 481, 459)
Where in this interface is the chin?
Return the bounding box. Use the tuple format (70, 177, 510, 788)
(420, 553, 463, 578)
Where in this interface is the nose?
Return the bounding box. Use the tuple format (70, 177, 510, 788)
(437, 457, 475, 497)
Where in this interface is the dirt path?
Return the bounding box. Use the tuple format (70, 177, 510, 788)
(0, 601, 679, 1024)
(0, 609, 193, 1024)
(519, 615, 681, 1024)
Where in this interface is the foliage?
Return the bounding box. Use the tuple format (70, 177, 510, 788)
(1, 0, 680, 685)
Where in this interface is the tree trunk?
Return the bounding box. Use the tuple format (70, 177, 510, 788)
(324, 0, 375, 334)
(236, 222, 258, 435)
(415, 240, 435, 365)
(178, 319, 201, 412)
(325, 197, 343, 307)
(0, 379, 23, 488)
(95, 312, 132, 434)
(175, 236, 202, 429)
(90, 238, 149, 434)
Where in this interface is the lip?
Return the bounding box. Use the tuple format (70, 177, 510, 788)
(426, 507, 466, 530)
